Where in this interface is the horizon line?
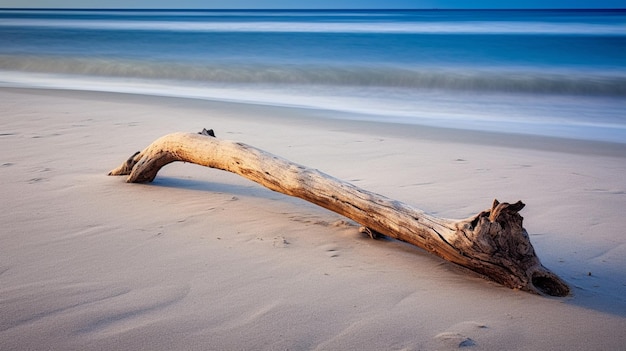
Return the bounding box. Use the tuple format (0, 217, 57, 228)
(1, 8, 625, 11)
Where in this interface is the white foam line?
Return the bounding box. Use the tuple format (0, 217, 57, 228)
(2, 71, 625, 143)
(1, 18, 625, 35)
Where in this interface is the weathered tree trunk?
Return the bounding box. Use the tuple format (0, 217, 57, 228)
(109, 130, 569, 297)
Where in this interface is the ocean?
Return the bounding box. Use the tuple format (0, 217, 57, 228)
(1, 9, 625, 143)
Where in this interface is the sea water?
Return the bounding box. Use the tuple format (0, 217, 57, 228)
(1, 9, 625, 143)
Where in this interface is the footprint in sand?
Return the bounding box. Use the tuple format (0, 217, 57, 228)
(433, 321, 488, 349)
(434, 332, 476, 348)
(320, 244, 340, 258)
(272, 235, 289, 248)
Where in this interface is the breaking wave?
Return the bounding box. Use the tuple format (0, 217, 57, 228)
(1, 55, 624, 97)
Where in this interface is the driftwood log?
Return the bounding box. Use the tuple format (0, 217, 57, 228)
(109, 130, 569, 297)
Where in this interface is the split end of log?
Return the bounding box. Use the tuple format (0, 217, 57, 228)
(458, 199, 569, 296)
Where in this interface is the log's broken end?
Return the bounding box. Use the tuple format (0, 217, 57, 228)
(456, 199, 570, 297)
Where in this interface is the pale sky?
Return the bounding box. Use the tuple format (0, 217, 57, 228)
(0, 0, 624, 9)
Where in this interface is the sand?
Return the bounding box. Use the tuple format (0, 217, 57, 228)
(1, 87, 625, 350)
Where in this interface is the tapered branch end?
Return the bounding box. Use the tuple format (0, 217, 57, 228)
(108, 151, 141, 176)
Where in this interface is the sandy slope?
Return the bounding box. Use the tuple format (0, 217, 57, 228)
(1, 88, 625, 350)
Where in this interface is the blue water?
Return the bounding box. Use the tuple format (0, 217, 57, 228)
(1, 9, 625, 143)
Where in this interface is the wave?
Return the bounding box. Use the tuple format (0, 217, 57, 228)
(1, 55, 625, 97)
(1, 18, 625, 36)
(3, 65, 625, 144)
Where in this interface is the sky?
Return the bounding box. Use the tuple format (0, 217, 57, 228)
(0, 0, 624, 9)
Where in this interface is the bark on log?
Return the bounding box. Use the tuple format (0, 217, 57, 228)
(109, 131, 569, 297)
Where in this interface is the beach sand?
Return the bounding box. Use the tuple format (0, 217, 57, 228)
(1, 87, 625, 350)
